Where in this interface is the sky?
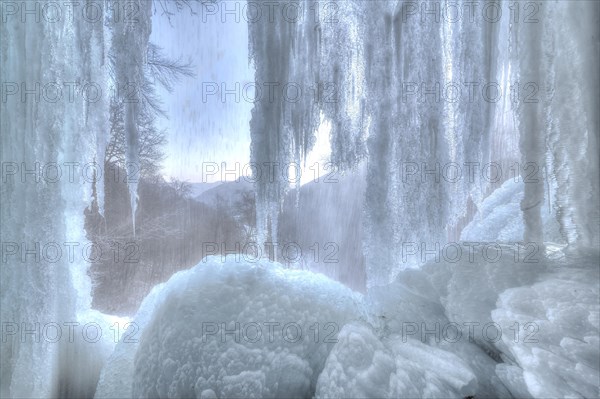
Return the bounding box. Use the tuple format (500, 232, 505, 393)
(150, 5, 255, 183)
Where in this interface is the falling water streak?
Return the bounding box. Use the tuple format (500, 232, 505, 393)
(513, 3, 546, 246)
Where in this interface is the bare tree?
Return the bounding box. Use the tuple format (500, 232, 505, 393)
(104, 96, 167, 177)
(105, 42, 196, 177)
(146, 43, 196, 93)
(235, 190, 257, 245)
(169, 178, 192, 199)
(152, 0, 217, 22)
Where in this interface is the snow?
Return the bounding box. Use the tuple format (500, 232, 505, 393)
(413, 246, 599, 398)
(132, 257, 364, 398)
(94, 280, 172, 399)
(322, 249, 598, 399)
(93, 247, 600, 399)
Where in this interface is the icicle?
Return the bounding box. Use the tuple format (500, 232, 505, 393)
(110, 0, 152, 236)
(246, 0, 599, 285)
(95, 15, 112, 217)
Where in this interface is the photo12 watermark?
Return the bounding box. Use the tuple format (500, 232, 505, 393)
(400, 321, 539, 344)
(1, 241, 140, 264)
(1, 321, 139, 344)
(201, 241, 340, 265)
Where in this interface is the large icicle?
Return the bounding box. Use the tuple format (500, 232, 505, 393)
(110, 0, 152, 235)
(248, 0, 322, 251)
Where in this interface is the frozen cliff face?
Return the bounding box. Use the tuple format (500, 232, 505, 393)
(1, 3, 104, 397)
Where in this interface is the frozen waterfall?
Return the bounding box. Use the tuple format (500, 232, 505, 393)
(0, 0, 598, 398)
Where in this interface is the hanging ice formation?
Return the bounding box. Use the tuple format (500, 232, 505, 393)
(248, 0, 599, 287)
(110, 0, 152, 235)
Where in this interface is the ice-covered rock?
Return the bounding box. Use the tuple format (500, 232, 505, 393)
(422, 245, 545, 356)
(129, 256, 364, 398)
(315, 321, 512, 398)
(358, 268, 513, 398)
(418, 245, 599, 398)
(492, 251, 600, 398)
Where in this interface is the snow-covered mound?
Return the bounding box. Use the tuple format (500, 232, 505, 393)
(421, 244, 545, 356)
(129, 257, 364, 398)
(316, 268, 512, 399)
(316, 320, 510, 399)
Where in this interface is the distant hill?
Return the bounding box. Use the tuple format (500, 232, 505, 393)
(188, 182, 222, 199)
(194, 178, 254, 206)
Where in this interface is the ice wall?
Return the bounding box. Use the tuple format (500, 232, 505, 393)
(0, 0, 152, 396)
(1, 4, 97, 395)
(539, 1, 600, 249)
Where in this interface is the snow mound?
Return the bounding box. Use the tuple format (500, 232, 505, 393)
(131, 256, 364, 398)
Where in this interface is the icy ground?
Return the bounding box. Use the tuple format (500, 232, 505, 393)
(95, 248, 599, 398)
